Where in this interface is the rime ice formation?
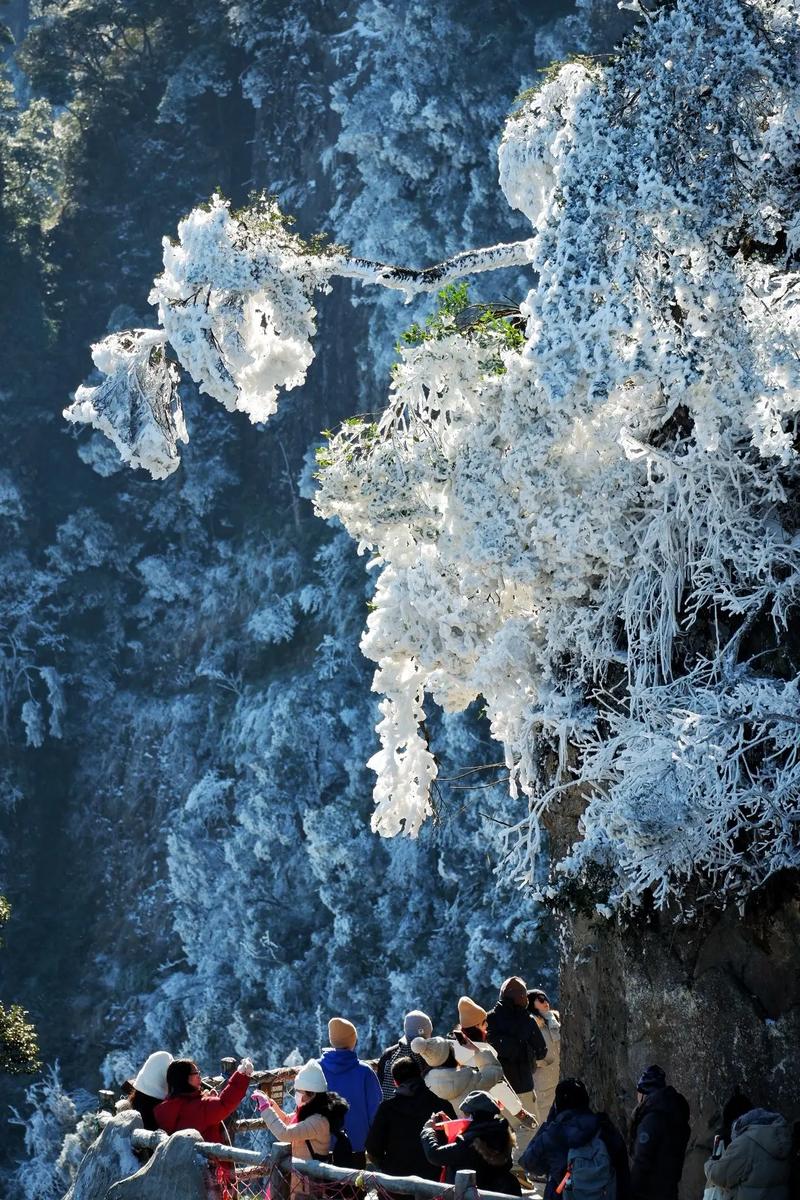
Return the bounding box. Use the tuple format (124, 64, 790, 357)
(68, 0, 800, 912)
(64, 330, 186, 480)
(71, 196, 532, 478)
(317, 0, 800, 910)
(67, 198, 334, 476)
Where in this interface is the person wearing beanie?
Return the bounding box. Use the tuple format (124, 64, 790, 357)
(412, 1036, 506, 1116)
(521, 1077, 631, 1200)
(629, 1065, 690, 1200)
(320, 1018, 382, 1164)
(420, 1089, 522, 1195)
(485, 977, 547, 1155)
(123, 1050, 173, 1131)
(366, 1056, 456, 1180)
(458, 997, 488, 1038)
(375, 1010, 433, 1100)
(528, 989, 561, 1125)
(258, 1059, 350, 1177)
(451, 1003, 537, 1136)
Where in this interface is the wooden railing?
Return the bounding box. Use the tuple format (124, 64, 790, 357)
(129, 1129, 526, 1200)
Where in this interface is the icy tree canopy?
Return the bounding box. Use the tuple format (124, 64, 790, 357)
(70, 0, 800, 913)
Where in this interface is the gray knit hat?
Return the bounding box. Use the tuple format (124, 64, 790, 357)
(404, 1010, 432, 1040)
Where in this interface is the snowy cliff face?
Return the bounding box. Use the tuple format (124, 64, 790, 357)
(59, 0, 798, 920)
(2, 0, 630, 1183)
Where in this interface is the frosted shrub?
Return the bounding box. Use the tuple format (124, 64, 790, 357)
(318, 0, 800, 911)
(65, 330, 186, 480)
(70, 0, 800, 913)
(8, 1066, 82, 1200)
(68, 196, 336, 476)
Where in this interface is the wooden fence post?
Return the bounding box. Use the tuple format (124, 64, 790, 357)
(454, 1169, 477, 1200)
(220, 1057, 237, 1077)
(98, 1089, 117, 1112)
(270, 1141, 292, 1200)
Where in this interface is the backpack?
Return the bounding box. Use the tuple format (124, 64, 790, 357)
(331, 1128, 357, 1168)
(564, 1133, 616, 1199)
(304, 1129, 356, 1168)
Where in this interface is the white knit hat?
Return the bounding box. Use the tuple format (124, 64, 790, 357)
(411, 1036, 452, 1068)
(132, 1051, 173, 1100)
(293, 1059, 328, 1094)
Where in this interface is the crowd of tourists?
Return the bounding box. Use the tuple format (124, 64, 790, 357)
(117, 976, 797, 1199)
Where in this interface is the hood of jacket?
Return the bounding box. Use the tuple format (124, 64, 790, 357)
(389, 1079, 439, 1112)
(734, 1111, 792, 1160)
(551, 1108, 601, 1148)
(463, 1113, 514, 1159)
(455, 1041, 501, 1070)
(320, 1047, 360, 1077)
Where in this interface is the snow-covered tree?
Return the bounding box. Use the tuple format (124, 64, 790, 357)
(73, 0, 800, 915)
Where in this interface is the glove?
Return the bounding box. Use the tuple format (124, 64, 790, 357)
(238, 1057, 254, 1077)
(252, 1090, 271, 1112)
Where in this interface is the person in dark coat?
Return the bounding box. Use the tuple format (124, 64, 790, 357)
(521, 1078, 631, 1200)
(629, 1065, 690, 1200)
(705, 1108, 792, 1200)
(420, 1091, 522, 1195)
(485, 976, 547, 1156)
(366, 1056, 456, 1179)
(376, 1010, 433, 1100)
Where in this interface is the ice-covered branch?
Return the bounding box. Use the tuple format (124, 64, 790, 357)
(67, 193, 534, 479)
(328, 239, 534, 295)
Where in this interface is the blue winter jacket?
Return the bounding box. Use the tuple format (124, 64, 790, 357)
(320, 1048, 383, 1152)
(521, 1107, 630, 1200)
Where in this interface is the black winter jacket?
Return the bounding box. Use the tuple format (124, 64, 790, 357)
(420, 1113, 522, 1195)
(521, 1107, 631, 1200)
(485, 998, 547, 1094)
(366, 1080, 455, 1179)
(376, 1039, 429, 1100)
(629, 1086, 690, 1200)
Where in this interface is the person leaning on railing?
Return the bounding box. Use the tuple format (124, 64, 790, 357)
(155, 1056, 253, 1142)
(420, 1090, 522, 1196)
(155, 1055, 253, 1192)
(256, 1057, 350, 1194)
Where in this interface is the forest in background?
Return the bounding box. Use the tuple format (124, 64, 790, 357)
(0, 1, 632, 1187)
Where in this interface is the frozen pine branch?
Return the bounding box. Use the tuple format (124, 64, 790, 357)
(66, 0, 800, 915)
(327, 239, 534, 294)
(67, 194, 533, 479)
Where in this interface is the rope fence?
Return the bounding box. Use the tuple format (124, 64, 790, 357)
(94, 1060, 540, 1200)
(127, 1130, 531, 1200)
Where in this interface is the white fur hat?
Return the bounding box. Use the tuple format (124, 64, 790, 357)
(133, 1051, 173, 1100)
(294, 1059, 328, 1094)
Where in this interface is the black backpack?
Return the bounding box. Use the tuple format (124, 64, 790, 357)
(305, 1129, 356, 1168)
(331, 1128, 356, 1168)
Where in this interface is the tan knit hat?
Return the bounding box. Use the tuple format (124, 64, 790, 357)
(328, 1018, 358, 1050)
(458, 996, 488, 1028)
(411, 1036, 452, 1068)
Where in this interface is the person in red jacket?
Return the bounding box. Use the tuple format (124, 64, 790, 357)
(155, 1056, 253, 1143)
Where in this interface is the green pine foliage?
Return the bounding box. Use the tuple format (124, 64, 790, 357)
(0, 898, 40, 1075)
